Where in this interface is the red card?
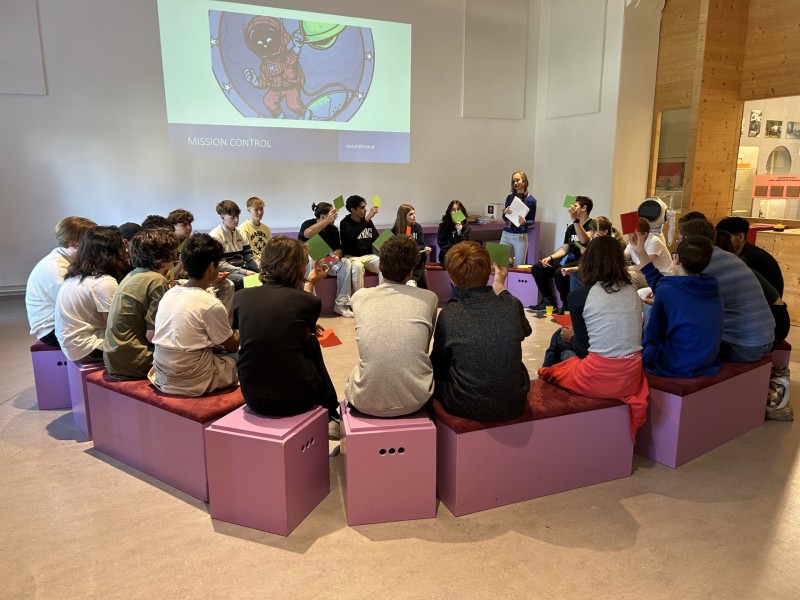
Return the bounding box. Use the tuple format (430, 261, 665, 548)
(552, 314, 573, 328)
(317, 329, 342, 347)
(322, 256, 334, 263)
(620, 211, 640, 235)
(217, 271, 230, 279)
(405, 225, 411, 236)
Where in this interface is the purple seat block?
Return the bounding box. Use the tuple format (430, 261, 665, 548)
(340, 401, 437, 525)
(435, 392, 632, 517)
(205, 406, 329, 536)
(425, 265, 452, 304)
(505, 269, 540, 307)
(66, 361, 104, 439)
(30, 342, 71, 410)
(635, 359, 772, 468)
(772, 341, 791, 369)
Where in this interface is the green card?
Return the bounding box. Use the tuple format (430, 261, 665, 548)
(574, 240, 584, 250)
(372, 194, 382, 207)
(452, 210, 466, 223)
(243, 273, 262, 288)
(563, 194, 577, 208)
(333, 195, 345, 210)
(372, 228, 394, 251)
(486, 242, 511, 267)
(307, 234, 333, 262)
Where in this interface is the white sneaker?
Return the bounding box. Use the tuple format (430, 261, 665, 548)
(334, 305, 354, 318)
(328, 419, 341, 440)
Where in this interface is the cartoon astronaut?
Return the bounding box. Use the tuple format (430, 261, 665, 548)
(242, 16, 307, 119)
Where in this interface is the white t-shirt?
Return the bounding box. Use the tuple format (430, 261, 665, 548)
(626, 233, 674, 275)
(55, 275, 118, 361)
(151, 285, 232, 351)
(26, 247, 71, 338)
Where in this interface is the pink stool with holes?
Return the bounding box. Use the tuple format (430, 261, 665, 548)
(205, 406, 329, 536)
(30, 341, 71, 410)
(340, 401, 437, 525)
(67, 361, 104, 439)
(772, 341, 791, 369)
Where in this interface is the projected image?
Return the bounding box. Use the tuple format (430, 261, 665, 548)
(157, 0, 410, 163)
(210, 12, 375, 121)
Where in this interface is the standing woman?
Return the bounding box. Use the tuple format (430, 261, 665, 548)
(391, 203, 431, 288)
(538, 235, 649, 437)
(298, 201, 353, 318)
(55, 226, 128, 363)
(234, 236, 341, 437)
(500, 170, 537, 266)
(437, 200, 472, 264)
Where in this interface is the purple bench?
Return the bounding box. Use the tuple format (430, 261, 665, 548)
(67, 361, 104, 439)
(340, 401, 437, 525)
(205, 406, 329, 536)
(434, 379, 633, 517)
(86, 371, 244, 500)
(30, 341, 71, 410)
(772, 340, 791, 369)
(314, 270, 379, 315)
(634, 357, 772, 468)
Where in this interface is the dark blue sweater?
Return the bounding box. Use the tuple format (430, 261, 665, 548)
(641, 262, 724, 378)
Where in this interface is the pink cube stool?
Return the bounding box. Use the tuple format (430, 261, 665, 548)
(505, 268, 540, 307)
(205, 406, 329, 536)
(434, 379, 633, 517)
(772, 341, 792, 369)
(66, 361, 104, 438)
(340, 401, 437, 525)
(635, 357, 772, 468)
(86, 371, 243, 500)
(30, 341, 71, 410)
(425, 264, 453, 304)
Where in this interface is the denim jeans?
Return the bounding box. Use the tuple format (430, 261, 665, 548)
(499, 231, 528, 267)
(719, 340, 773, 363)
(542, 329, 578, 367)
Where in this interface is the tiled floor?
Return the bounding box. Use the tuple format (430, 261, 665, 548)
(1, 295, 798, 599)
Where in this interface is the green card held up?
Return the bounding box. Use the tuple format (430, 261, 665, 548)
(563, 194, 577, 208)
(373, 228, 394, 251)
(307, 234, 333, 262)
(333, 195, 345, 210)
(452, 210, 466, 223)
(372, 194, 382, 207)
(486, 242, 511, 267)
(243, 273, 262, 288)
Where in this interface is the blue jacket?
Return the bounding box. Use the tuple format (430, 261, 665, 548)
(641, 262, 723, 378)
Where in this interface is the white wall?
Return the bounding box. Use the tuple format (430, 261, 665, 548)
(0, 0, 540, 291)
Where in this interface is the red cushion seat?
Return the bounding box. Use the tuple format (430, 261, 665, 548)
(86, 371, 243, 423)
(645, 357, 772, 397)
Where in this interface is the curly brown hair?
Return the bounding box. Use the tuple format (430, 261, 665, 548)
(578, 235, 631, 293)
(260, 236, 307, 288)
(65, 226, 128, 283)
(129, 229, 179, 270)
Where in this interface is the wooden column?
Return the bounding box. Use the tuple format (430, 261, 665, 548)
(682, 0, 749, 223)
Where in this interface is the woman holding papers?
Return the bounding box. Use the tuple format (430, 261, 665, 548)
(233, 236, 342, 439)
(500, 170, 537, 266)
(538, 236, 648, 437)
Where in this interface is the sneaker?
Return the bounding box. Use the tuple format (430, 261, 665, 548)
(328, 419, 341, 440)
(334, 305, 354, 318)
(527, 299, 555, 312)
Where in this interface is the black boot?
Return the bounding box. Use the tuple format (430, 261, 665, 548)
(528, 297, 555, 312)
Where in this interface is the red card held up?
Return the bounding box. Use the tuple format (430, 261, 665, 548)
(317, 329, 342, 347)
(552, 313, 573, 328)
(620, 211, 640, 235)
(405, 225, 411, 236)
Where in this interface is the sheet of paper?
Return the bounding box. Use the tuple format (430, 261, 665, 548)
(242, 273, 262, 288)
(552, 313, 573, 328)
(333, 195, 345, 210)
(306, 234, 333, 262)
(506, 197, 530, 226)
(372, 194, 382, 207)
(317, 329, 342, 348)
(452, 210, 466, 223)
(563, 194, 577, 208)
(620, 211, 640, 235)
(486, 242, 511, 267)
(372, 228, 394, 251)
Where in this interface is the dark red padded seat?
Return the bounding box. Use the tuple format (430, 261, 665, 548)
(645, 356, 772, 397)
(426, 263, 446, 271)
(774, 340, 791, 351)
(87, 371, 243, 423)
(30, 340, 59, 352)
(432, 378, 622, 434)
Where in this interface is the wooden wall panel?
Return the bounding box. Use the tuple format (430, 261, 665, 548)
(741, 0, 800, 100)
(654, 0, 701, 112)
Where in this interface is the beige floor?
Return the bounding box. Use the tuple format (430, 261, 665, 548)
(1, 295, 798, 600)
